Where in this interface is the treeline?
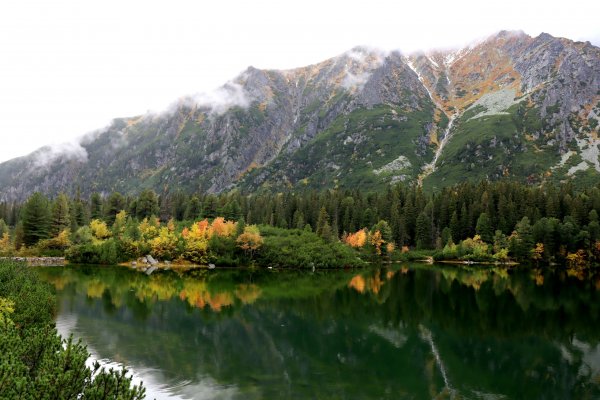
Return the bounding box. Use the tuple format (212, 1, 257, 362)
(1, 180, 600, 264)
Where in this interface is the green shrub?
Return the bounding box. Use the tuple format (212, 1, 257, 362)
(0, 260, 145, 398)
(255, 226, 364, 268)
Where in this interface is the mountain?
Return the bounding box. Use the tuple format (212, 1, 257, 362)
(0, 31, 599, 201)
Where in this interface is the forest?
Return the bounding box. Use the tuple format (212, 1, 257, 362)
(0, 180, 599, 267)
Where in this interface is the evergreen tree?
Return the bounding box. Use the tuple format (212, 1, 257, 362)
(316, 207, 330, 239)
(14, 222, 24, 250)
(292, 210, 305, 230)
(0, 219, 8, 236)
(510, 217, 534, 259)
(21, 192, 51, 246)
(587, 210, 600, 244)
(415, 212, 432, 250)
(184, 196, 202, 221)
(90, 192, 103, 220)
(135, 189, 159, 220)
(223, 200, 242, 221)
(202, 195, 219, 219)
(371, 220, 392, 243)
(105, 192, 125, 224)
(441, 227, 453, 246)
(475, 212, 493, 243)
(50, 193, 71, 236)
(70, 188, 87, 231)
(449, 211, 460, 243)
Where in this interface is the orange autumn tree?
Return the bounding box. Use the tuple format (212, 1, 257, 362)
(370, 230, 384, 255)
(211, 217, 237, 237)
(344, 229, 368, 248)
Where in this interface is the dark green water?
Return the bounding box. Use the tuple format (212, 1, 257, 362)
(36, 264, 600, 399)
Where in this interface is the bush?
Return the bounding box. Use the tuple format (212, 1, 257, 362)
(0, 260, 145, 398)
(66, 239, 122, 265)
(255, 226, 364, 268)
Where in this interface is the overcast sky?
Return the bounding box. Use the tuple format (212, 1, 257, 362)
(0, 0, 598, 162)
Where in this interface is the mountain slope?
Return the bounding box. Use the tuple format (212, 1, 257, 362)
(0, 31, 598, 201)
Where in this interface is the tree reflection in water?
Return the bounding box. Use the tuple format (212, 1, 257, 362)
(37, 264, 600, 400)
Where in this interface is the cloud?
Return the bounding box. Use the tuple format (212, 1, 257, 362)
(340, 47, 387, 91)
(342, 70, 374, 91)
(183, 81, 252, 116)
(32, 142, 88, 168)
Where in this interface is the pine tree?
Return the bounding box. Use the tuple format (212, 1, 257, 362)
(475, 212, 493, 243)
(371, 220, 392, 243)
(184, 196, 202, 221)
(292, 210, 305, 230)
(51, 194, 71, 237)
(415, 212, 432, 250)
(202, 195, 219, 219)
(316, 207, 330, 238)
(135, 189, 159, 220)
(90, 192, 103, 220)
(21, 192, 51, 246)
(105, 192, 126, 224)
(70, 188, 87, 231)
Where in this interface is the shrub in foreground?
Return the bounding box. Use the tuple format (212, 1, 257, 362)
(0, 260, 145, 398)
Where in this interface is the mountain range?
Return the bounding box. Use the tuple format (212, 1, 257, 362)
(1, 30, 599, 201)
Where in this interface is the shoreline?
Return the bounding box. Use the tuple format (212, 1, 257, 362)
(0, 256, 66, 266)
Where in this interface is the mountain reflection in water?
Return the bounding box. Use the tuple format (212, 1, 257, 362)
(37, 264, 600, 400)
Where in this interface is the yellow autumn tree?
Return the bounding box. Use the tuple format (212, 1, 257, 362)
(149, 227, 179, 260)
(0, 232, 12, 255)
(112, 210, 128, 237)
(90, 219, 111, 242)
(236, 225, 263, 257)
(566, 249, 587, 269)
(182, 220, 212, 264)
(531, 243, 544, 263)
(138, 217, 160, 241)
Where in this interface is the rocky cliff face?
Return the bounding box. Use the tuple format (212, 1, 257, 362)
(0, 31, 598, 200)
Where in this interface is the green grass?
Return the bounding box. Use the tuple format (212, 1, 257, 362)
(242, 103, 436, 192)
(424, 103, 558, 191)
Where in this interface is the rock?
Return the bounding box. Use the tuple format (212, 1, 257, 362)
(131, 261, 137, 267)
(145, 266, 157, 275)
(208, 263, 216, 270)
(146, 255, 158, 265)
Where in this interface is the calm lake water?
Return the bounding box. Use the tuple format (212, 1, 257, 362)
(36, 264, 600, 400)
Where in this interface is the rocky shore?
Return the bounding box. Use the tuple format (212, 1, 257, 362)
(0, 257, 66, 266)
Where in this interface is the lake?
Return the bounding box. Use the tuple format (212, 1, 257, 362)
(36, 264, 600, 399)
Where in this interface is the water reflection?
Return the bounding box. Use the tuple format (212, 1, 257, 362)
(37, 265, 600, 399)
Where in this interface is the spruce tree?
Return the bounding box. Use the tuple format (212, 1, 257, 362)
(316, 206, 330, 238)
(184, 196, 202, 221)
(415, 212, 432, 250)
(475, 212, 493, 243)
(21, 192, 51, 246)
(105, 192, 125, 224)
(51, 193, 70, 236)
(135, 189, 159, 220)
(90, 192, 103, 220)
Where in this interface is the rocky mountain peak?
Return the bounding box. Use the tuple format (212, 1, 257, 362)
(0, 31, 598, 201)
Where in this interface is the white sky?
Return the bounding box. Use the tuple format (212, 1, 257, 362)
(0, 0, 599, 162)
